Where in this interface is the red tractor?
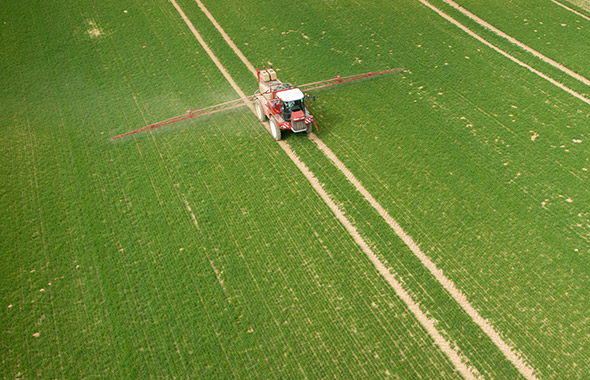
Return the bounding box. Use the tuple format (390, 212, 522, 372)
(254, 67, 317, 140)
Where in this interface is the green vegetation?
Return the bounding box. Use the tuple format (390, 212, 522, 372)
(2, 0, 588, 378)
(198, 0, 589, 378)
(0, 0, 460, 378)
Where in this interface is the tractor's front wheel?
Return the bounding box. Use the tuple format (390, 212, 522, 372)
(270, 118, 282, 141)
(255, 99, 267, 122)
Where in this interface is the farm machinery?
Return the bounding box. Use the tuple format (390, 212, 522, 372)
(254, 67, 315, 140)
(111, 67, 403, 141)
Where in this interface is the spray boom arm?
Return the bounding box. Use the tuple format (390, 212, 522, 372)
(110, 68, 403, 140)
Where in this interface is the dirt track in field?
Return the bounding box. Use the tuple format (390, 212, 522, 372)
(194, 0, 258, 76)
(169, 0, 481, 378)
(308, 135, 541, 380)
(441, 0, 590, 86)
(419, 0, 590, 107)
(188, 1, 544, 379)
(417, 0, 590, 107)
(551, 0, 590, 19)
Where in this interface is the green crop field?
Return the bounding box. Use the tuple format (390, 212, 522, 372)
(1, 0, 588, 379)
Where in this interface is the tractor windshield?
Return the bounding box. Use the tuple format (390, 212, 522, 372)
(282, 99, 304, 121)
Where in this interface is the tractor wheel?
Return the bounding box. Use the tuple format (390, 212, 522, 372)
(305, 123, 312, 134)
(270, 118, 282, 141)
(255, 99, 267, 122)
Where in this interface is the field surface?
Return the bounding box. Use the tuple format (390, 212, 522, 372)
(1, 0, 589, 379)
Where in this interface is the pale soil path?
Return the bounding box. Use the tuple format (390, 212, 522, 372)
(193, 0, 258, 76)
(440, 0, 590, 87)
(418, 0, 590, 106)
(309, 136, 540, 380)
(189, 1, 541, 379)
(169, 0, 480, 378)
(552, 0, 590, 18)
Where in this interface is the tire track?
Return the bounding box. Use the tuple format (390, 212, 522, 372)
(440, 0, 590, 87)
(550, 0, 590, 21)
(309, 135, 539, 380)
(170, 0, 480, 378)
(418, 0, 590, 106)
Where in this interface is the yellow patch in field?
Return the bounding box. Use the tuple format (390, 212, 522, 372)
(87, 20, 102, 38)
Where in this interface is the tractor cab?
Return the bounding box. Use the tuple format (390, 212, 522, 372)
(277, 88, 305, 122)
(254, 66, 319, 139)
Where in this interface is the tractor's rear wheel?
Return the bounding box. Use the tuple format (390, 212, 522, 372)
(270, 118, 282, 141)
(255, 99, 267, 122)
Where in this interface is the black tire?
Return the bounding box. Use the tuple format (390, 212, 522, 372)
(255, 99, 267, 122)
(270, 118, 282, 141)
(305, 122, 312, 134)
